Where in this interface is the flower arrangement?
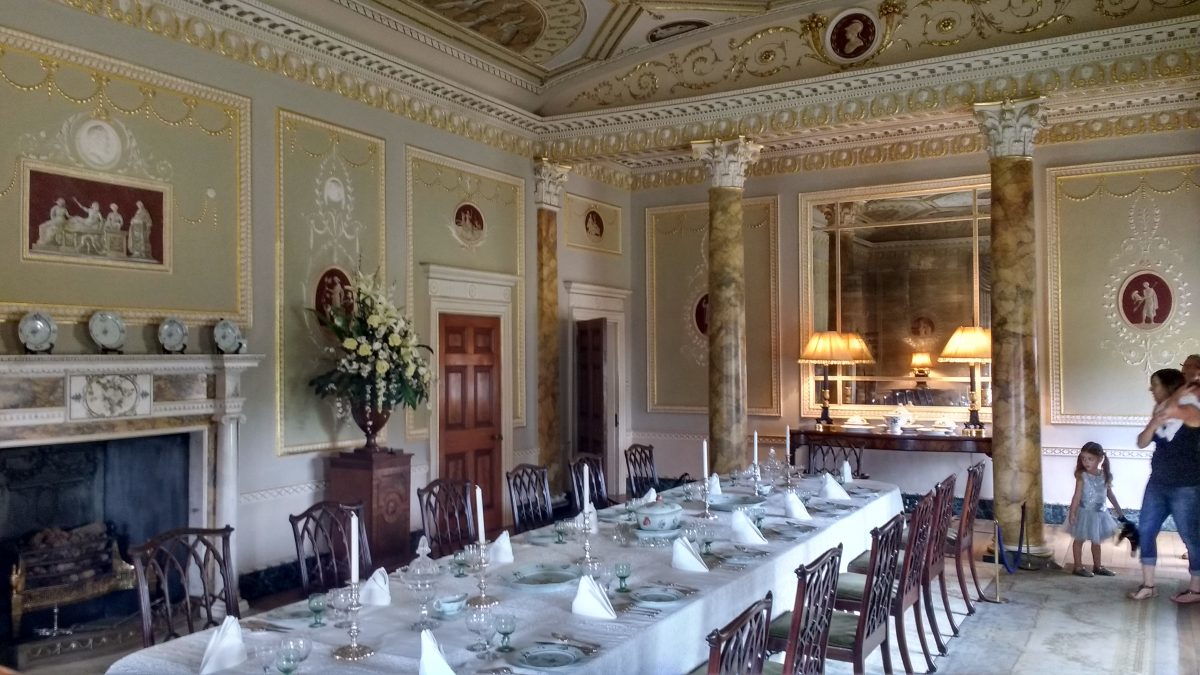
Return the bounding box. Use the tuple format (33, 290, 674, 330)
(309, 271, 432, 440)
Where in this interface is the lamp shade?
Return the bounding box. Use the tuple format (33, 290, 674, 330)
(910, 352, 933, 370)
(938, 326, 992, 363)
(799, 330, 873, 365)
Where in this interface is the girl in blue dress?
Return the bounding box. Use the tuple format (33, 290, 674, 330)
(1067, 442, 1125, 577)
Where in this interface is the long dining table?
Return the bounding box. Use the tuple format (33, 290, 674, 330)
(108, 477, 902, 674)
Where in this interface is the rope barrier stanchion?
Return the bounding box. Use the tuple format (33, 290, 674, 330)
(983, 501, 1027, 603)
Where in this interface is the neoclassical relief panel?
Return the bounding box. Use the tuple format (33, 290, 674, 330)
(0, 27, 249, 324)
(1048, 155, 1200, 425)
(563, 193, 621, 255)
(406, 148, 526, 435)
(646, 197, 780, 416)
(276, 111, 385, 455)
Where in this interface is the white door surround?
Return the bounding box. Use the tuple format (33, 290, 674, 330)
(565, 282, 632, 497)
(424, 264, 517, 525)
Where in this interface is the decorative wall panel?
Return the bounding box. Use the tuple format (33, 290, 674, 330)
(646, 197, 779, 416)
(1048, 155, 1200, 425)
(406, 148, 525, 436)
(563, 193, 621, 255)
(276, 111, 385, 454)
(0, 28, 249, 324)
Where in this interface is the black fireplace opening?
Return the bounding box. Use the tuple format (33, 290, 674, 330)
(0, 433, 190, 664)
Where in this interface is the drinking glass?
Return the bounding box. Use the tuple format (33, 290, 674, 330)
(328, 587, 351, 629)
(581, 558, 605, 586)
(493, 612, 517, 653)
(554, 520, 569, 544)
(615, 521, 636, 547)
(275, 636, 311, 674)
(452, 550, 469, 577)
(682, 483, 697, 502)
(613, 561, 632, 592)
(463, 544, 484, 572)
(247, 645, 276, 673)
(465, 606, 495, 657)
(680, 522, 699, 545)
(306, 593, 326, 628)
(699, 524, 716, 555)
(399, 563, 441, 631)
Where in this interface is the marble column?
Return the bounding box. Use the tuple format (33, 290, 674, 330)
(533, 159, 571, 488)
(692, 137, 761, 475)
(974, 98, 1049, 555)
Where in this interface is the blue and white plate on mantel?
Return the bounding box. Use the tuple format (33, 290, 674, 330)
(707, 494, 766, 511)
(505, 563, 580, 591)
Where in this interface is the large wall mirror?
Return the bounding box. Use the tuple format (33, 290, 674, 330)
(800, 177, 992, 421)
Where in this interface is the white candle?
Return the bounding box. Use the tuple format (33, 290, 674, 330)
(702, 439, 709, 477)
(475, 485, 486, 545)
(349, 512, 360, 584)
(753, 431, 759, 466)
(785, 425, 790, 451)
(582, 462, 590, 509)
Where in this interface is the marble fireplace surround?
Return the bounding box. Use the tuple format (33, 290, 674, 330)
(0, 353, 261, 570)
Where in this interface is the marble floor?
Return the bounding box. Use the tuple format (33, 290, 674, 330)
(28, 521, 1197, 675)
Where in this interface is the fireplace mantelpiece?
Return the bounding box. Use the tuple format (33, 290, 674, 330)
(0, 354, 262, 570)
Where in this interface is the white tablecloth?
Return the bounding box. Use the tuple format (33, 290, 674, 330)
(108, 479, 901, 675)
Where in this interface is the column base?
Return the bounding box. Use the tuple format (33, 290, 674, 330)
(982, 545, 1060, 571)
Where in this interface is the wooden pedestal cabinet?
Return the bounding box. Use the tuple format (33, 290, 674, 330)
(326, 449, 412, 568)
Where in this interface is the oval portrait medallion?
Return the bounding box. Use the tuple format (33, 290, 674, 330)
(584, 209, 604, 242)
(825, 9, 881, 64)
(694, 293, 710, 336)
(315, 266, 354, 320)
(451, 202, 485, 249)
(1119, 270, 1172, 330)
(74, 118, 123, 170)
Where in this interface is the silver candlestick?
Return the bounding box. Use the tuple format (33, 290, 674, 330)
(332, 581, 374, 661)
(467, 542, 499, 608)
(577, 508, 600, 565)
(697, 480, 719, 520)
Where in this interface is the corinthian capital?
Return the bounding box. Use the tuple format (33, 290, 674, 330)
(973, 97, 1046, 159)
(533, 158, 571, 211)
(691, 136, 762, 189)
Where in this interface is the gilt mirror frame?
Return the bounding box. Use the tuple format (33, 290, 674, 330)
(798, 175, 994, 423)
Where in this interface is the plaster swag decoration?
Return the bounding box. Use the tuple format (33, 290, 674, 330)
(532, 158, 570, 211)
(973, 97, 1047, 158)
(690, 137, 762, 189)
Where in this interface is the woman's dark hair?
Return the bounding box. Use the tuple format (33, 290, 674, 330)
(1152, 368, 1186, 394)
(1076, 441, 1113, 485)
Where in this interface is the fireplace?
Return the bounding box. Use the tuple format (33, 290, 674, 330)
(0, 353, 260, 669)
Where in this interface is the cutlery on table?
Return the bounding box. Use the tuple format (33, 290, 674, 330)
(552, 632, 602, 649)
(651, 580, 700, 593)
(240, 619, 292, 633)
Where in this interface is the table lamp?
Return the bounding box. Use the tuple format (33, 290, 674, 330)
(938, 326, 991, 431)
(910, 351, 933, 378)
(799, 330, 874, 426)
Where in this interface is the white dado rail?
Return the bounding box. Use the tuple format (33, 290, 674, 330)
(0, 353, 262, 568)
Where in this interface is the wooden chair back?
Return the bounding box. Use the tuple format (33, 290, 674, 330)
(804, 438, 868, 480)
(506, 463, 553, 533)
(288, 501, 371, 595)
(417, 478, 477, 558)
(852, 513, 905, 657)
(625, 443, 659, 498)
(569, 456, 611, 513)
(781, 544, 843, 675)
(957, 461, 986, 547)
(130, 526, 238, 648)
(897, 491, 936, 609)
(704, 591, 774, 675)
(926, 474, 957, 575)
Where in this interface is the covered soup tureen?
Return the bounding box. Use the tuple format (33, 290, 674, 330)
(636, 497, 682, 531)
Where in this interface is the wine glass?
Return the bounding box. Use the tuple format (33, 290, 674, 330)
(493, 612, 517, 653)
(328, 587, 351, 629)
(581, 558, 606, 587)
(554, 519, 570, 544)
(452, 550, 469, 577)
(399, 563, 441, 631)
(613, 561, 632, 593)
(275, 636, 311, 674)
(699, 524, 716, 555)
(306, 593, 326, 628)
(247, 645, 276, 674)
(465, 606, 495, 657)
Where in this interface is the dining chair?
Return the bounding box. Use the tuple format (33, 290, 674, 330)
(417, 477, 477, 558)
(288, 500, 371, 595)
(804, 438, 869, 480)
(793, 512, 904, 674)
(920, 474, 959, 654)
(506, 463, 553, 533)
(569, 456, 615, 513)
(947, 461, 987, 615)
(767, 544, 843, 674)
(130, 526, 238, 648)
(690, 591, 774, 675)
(625, 443, 659, 498)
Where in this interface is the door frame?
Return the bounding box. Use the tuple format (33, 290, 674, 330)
(565, 282, 631, 497)
(425, 264, 516, 525)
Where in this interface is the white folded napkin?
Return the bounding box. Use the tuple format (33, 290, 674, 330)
(574, 504, 599, 534)
(671, 536, 709, 572)
(419, 628, 455, 675)
(784, 492, 812, 521)
(707, 473, 723, 496)
(571, 575, 617, 619)
(639, 487, 657, 504)
(358, 567, 392, 606)
(731, 509, 769, 546)
(490, 530, 514, 565)
(199, 615, 247, 675)
(820, 474, 851, 501)
(840, 460, 854, 484)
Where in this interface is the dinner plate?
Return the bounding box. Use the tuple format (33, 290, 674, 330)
(764, 521, 816, 540)
(18, 311, 56, 353)
(506, 563, 580, 591)
(525, 532, 558, 546)
(630, 585, 688, 607)
(707, 494, 766, 511)
(633, 526, 681, 539)
(157, 317, 188, 353)
(512, 643, 588, 669)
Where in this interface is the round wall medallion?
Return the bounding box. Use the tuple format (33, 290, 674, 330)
(74, 118, 123, 169)
(1119, 270, 1173, 330)
(583, 209, 604, 242)
(315, 266, 354, 320)
(824, 9, 882, 64)
(450, 202, 485, 249)
(694, 293, 710, 336)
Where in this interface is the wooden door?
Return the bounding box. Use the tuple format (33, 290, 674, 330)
(575, 318, 606, 472)
(439, 314, 502, 533)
